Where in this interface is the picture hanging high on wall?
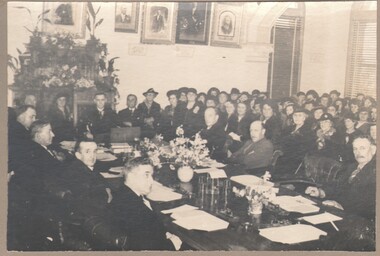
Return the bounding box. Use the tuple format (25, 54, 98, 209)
(41, 2, 87, 38)
(141, 2, 178, 44)
(210, 2, 245, 48)
(115, 2, 140, 33)
(175, 2, 211, 45)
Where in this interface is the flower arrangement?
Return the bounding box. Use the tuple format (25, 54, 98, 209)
(164, 126, 211, 169)
(139, 137, 163, 169)
(232, 172, 277, 206)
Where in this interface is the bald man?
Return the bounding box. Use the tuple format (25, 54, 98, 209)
(229, 120, 274, 175)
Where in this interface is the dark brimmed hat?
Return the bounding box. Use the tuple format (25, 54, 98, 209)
(178, 87, 189, 94)
(313, 105, 325, 112)
(54, 92, 70, 101)
(358, 107, 370, 113)
(330, 90, 340, 96)
(252, 89, 260, 95)
(230, 88, 240, 95)
(293, 107, 307, 114)
(143, 88, 159, 96)
(343, 112, 358, 121)
(187, 88, 197, 95)
(166, 90, 178, 98)
(319, 113, 333, 122)
(321, 93, 330, 98)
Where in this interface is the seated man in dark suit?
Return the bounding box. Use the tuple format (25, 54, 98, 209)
(228, 120, 274, 175)
(62, 141, 127, 250)
(118, 94, 140, 127)
(8, 105, 37, 175)
(81, 92, 121, 143)
(199, 107, 227, 162)
(8, 120, 66, 250)
(305, 135, 376, 221)
(109, 157, 182, 251)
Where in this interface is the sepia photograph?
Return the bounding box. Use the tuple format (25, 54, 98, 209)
(41, 2, 87, 38)
(176, 2, 211, 45)
(114, 2, 139, 33)
(4, 0, 378, 253)
(211, 2, 245, 47)
(141, 2, 178, 44)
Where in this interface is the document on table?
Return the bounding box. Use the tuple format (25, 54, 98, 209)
(96, 152, 118, 161)
(100, 172, 123, 178)
(194, 168, 227, 179)
(259, 224, 327, 244)
(147, 182, 182, 202)
(301, 212, 343, 225)
(161, 204, 198, 214)
(172, 210, 229, 232)
(271, 195, 320, 214)
(230, 175, 274, 187)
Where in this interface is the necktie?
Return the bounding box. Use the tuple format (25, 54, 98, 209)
(349, 167, 361, 183)
(141, 195, 152, 211)
(99, 110, 104, 119)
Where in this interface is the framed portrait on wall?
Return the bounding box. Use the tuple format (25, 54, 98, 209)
(175, 2, 211, 45)
(115, 2, 140, 33)
(141, 2, 178, 44)
(210, 2, 245, 48)
(41, 2, 87, 38)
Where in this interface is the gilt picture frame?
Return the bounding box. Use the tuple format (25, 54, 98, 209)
(141, 2, 178, 44)
(175, 2, 211, 45)
(114, 2, 140, 33)
(41, 2, 87, 39)
(210, 2, 245, 48)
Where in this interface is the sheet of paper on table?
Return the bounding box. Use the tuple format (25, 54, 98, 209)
(230, 175, 274, 187)
(60, 141, 76, 151)
(259, 224, 327, 244)
(200, 160, 226, 168)
(147, 181, 182, 202)
(271, 195, 320, 214)
(109, 166, 125, 174)
(194, 168, 227, 179)
(161, 204, 199, 214)
(100, 172, 123, 178)
(96, 152, 118, 161)
(301, 212, 343, 225)
(172, 210, 229, 232)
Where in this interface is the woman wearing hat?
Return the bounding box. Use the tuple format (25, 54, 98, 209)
(136, 88, 161, 139)
(160, 90, 185, 142)
(47, 92, 75, 143)
(339, 113, 363, 164)
(314, 113, 341, 160)
(274, 108, 316, 177)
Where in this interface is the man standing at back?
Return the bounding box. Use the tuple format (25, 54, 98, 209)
(81, 92, 120, 143)
(118, 94, 140, 127)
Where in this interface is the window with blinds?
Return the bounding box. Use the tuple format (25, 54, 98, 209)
(267, 9, 304, 99)
(345, 6, 377, 99)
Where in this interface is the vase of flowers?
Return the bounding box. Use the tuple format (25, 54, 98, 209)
(165, 126, 211, 183)
(177, 166, 194, 183)
(232, 172, 277, 216)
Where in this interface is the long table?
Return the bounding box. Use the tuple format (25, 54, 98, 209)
(101, 162, 375, 251)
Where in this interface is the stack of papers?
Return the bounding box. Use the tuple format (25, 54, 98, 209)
(109, 166, 125, 174)
(230, 175, 274, 187)
(100, 172, 123, 178)
(259, 224, 327, 244)
(200, 159, 226, 168)
(271, 195, 320, 214)
(60, 141, 76, 151)
(163, 204, 229, 231)
(97, 152, 118, 161)
(147, 181, 183, 202)
(194, 168, 227, 179)
(301, 212, 343, 225)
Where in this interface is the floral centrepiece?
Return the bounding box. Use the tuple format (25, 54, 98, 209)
(232, 172, 277, 215)
(165, 126, 211, 169)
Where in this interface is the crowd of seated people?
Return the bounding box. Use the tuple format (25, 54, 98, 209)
(7, 87, 377, 250)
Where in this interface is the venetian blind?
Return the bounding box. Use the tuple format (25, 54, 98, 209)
(345, 20, 377, 99)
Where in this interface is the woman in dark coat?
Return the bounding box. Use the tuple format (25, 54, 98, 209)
(260, 99, 282, 149)
(47, 93, 75, 143)
(225, 102, 252, 153)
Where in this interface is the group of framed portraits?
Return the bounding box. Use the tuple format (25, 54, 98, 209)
(41, 2, 246, 48)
